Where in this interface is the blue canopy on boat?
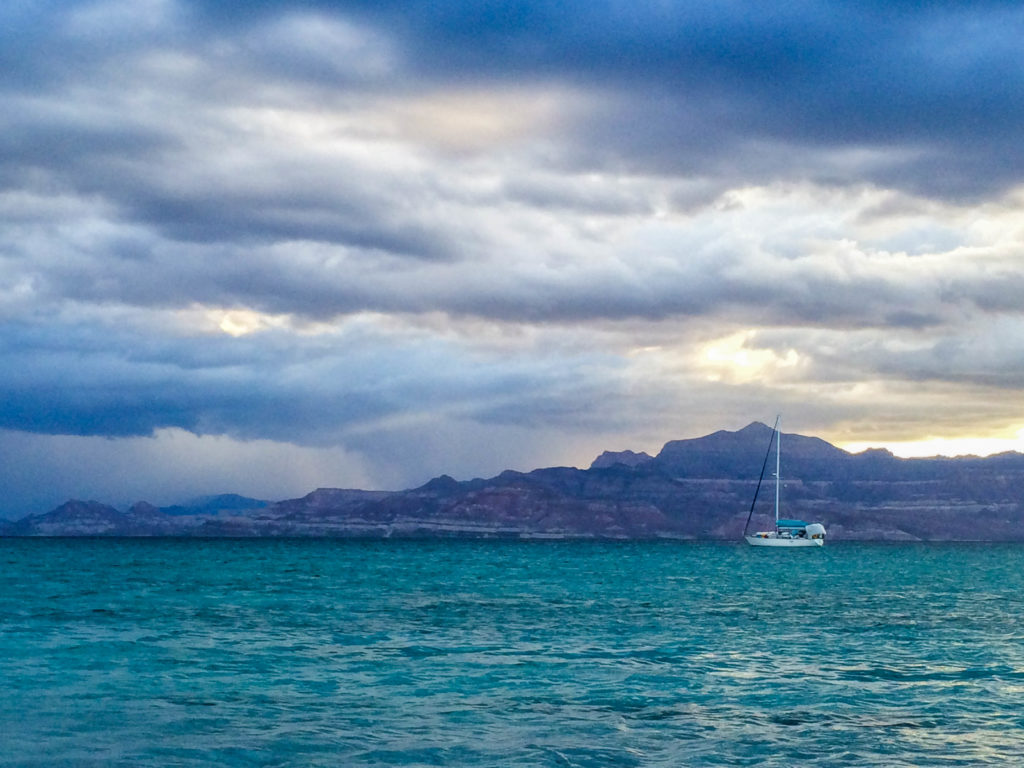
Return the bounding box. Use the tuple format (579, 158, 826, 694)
(776, 519, 808, 528)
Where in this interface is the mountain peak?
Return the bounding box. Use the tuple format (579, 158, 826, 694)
(10, 423, 1024, 541)
(21, 500, 126, 535)
(590, 449, 654, 470)
(127, 501, 163, 518)
(652, 421, 849, 477)
(735, 421, 775, 438)
(417, 474, 463, 494)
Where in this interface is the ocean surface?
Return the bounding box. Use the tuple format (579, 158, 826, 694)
(3, 539, 1024, 767)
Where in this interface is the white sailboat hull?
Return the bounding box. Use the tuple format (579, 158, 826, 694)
(745, 534, 824, 547)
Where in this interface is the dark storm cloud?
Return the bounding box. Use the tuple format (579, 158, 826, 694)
(182, 0, 1024, 197)
(1, 0, 1018, 288)
(0, 315, 626, 444)
(0, 320, 387, 440)
(4, 1, 1022, 233)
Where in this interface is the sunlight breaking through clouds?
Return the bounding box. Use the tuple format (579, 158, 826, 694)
(4, 0, 1024, 514)
(698, 331, 802, 385)
(844, 428, 1024, 459)
(205, 308, 286, 337)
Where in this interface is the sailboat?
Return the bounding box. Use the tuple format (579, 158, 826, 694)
(743, 417, 826, 547)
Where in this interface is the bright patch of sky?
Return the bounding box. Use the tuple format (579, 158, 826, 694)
(845, 431, 1024, 459)
(3, 0, 1024, 516)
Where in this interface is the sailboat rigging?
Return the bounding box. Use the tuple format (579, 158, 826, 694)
(743, 417, 826, 547)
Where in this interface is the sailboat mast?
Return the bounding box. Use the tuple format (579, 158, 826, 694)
(774, 418, 781, 524)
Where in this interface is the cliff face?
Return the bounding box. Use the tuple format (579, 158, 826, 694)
(8, 423, 1024, 540)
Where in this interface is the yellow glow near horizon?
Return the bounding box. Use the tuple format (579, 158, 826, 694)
(842, 430, 1024, 458)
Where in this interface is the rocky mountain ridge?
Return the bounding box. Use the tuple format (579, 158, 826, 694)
(5, 422, 1024, 540)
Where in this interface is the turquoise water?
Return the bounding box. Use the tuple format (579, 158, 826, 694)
(3, 539, 1024, 766)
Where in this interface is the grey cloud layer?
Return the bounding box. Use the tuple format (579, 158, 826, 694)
(2, 0, 1024, 509)
(0, 314, 631, 441)
(4, 1, 1023, 223)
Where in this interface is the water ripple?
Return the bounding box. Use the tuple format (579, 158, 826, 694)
(3, 539, 1024, 766)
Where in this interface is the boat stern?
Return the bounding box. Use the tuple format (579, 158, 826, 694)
(805, 522, 826, 542)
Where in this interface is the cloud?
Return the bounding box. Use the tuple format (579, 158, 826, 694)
(303, 0, 1024, 198)
(0, 310, 635, 442)
(3, 1, 1024, 515)
(0, 427, 376, 519)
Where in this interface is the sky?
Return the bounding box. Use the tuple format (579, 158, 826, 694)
(4, 0, 1024, 517)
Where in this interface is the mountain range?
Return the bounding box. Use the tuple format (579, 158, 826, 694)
(4, 422, 1024, 540)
